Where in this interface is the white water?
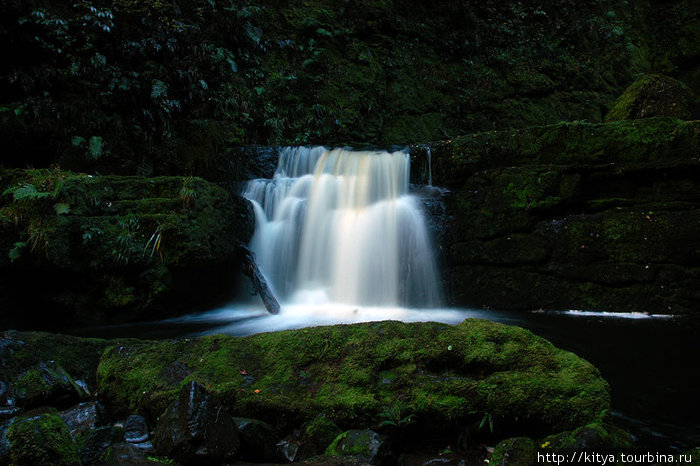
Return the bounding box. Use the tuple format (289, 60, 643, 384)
(243, 146, 441, 308)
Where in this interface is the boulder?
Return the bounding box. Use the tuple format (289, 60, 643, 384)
(59, 401, 104, 437)
(325, 429, 391, 465)
(541, 420, 632, 450)
(153, 381, 240, 465)
(299, 414, 342, 458)
(5, 410, 80, 466)
(233, 417, 278, 462)
(491, 437, 537, 466)
(605, 74, 694, 122)
(124, 415, 150, 446)
(98, 320, 610, 439)
(76, 425, 125, 465)
(14, 361, 88, 409)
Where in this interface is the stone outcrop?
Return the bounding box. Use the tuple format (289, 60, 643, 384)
(0, 170, 254, 326)
(412, 117, 700, 314)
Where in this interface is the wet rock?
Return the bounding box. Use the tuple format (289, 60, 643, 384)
(77, 425, 125, 466)
(0, 381, 12, 408)
(325, 429, 391, 465)
(299, 414, 342, 458)
(124, 415, 149, 445)
(14, 361, 88, 409)
(491, 437, 537, 466)
(103, 443, 159, 465)
(277, 431, 301, 462)
(234, 417, 278, 462)
(0, 421, 10, 466)
(0, 408, 20, 423)
(6, 410, 80, 465)
(59, 401, 104, 437)
(153, 381, 239, 465)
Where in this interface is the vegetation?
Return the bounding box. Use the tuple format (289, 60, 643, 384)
(0, 0, 698, 175)
(0, 169, 254, 326)
(413, 118, 700, 313)
(96, 319, 610, 436)
(6, 410, 81, 466)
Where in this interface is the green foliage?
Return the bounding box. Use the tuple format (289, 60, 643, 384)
(9, 241, 27, 262)
(3, 183, 52, 201)
(54, 202, 71, 215)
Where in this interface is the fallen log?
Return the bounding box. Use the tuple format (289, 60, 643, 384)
(236, 241, 280, 314)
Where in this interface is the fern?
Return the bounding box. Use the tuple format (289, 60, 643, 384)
(3, 183, 51, 201)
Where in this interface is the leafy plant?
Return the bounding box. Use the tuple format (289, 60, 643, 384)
(378, 404, 416, 428)
(143, 223, 164, 259)
(3, 183, 52, 202)
(8, 242, 27, 262)
(179, 177, 197, 209)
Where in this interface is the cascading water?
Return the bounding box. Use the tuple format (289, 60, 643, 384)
(243, 146, 441, 308)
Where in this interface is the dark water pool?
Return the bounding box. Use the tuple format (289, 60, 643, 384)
(67, 305, 700, 451)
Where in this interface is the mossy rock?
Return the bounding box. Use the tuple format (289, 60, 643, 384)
(541, 419, 633, 451)
(0, 169, 254, 325)
(6, 410, 80, 466)
(13, 361, 87, 409)
(605, 74, 694, 122)
(491, 437, 537, 466)
(97, 320, 610, 436)
(325, 429, 390, 464)
(0, 331, 129, 390)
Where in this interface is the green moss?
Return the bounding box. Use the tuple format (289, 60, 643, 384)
(541, 418, 632, 450)
(606, 74, 694, 122)
(491, 437, 537, 466)
(0, 330, 113, 387)
(0, 168, 253, 325)
(7, 411, 80, 466)
(325, 430, 374, 457)
(97, 320, 610, 435)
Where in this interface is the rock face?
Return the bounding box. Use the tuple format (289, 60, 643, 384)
(98, 320, 610, 438)
(412, 117, 700, 314)
(0, 170, 254, 326)
(153, 381, 240, 465)
(606, 74, 695, 122)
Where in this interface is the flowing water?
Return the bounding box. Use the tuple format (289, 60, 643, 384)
(242, 146, 441, 308)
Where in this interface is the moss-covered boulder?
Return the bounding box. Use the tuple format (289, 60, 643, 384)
(491, 437, 537, 466)
(0, 330, 119, 412)
(97, 320, 610, 438)
(6, 410, 80, 466)
(13, 361, 88, 409)
(0, 169, 254, 326)
(541, 419, 632, 451)
(325, 429, 391, 465)
(605, 74, 695, 122)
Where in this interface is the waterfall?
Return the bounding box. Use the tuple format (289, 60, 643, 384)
(243, 146, 441, 308)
